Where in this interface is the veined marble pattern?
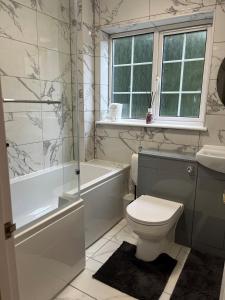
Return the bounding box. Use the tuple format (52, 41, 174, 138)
(0, 1, 37, 44)
(37, 13, 70, 54)
(37, 0, 70, 23)
(207, 80, 225, 115)
(0, 38, 39, 79)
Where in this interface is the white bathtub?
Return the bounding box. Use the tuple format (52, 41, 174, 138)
(65, 159, 130, 247)
(11, 159, 129, 299)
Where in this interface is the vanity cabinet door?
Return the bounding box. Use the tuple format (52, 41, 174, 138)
(137, 154, 197, 247)
(192, 166, 225, 258)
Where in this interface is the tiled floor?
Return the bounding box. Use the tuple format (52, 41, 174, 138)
(55, 219, 225, 300)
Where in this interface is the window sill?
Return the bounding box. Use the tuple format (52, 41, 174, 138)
(96, 119, 207, 131)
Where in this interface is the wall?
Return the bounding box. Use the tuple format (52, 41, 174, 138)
(94, 0, 225, 164)
(0, 0, 77, 178)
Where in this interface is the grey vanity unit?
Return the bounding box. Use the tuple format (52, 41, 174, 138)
(137, 150, 225, 258)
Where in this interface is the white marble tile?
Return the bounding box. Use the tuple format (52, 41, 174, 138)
(43, 138, 63, 167)
(95, 136, 140, 164)
(163, 246, 191, 295)
(1, 76, 40, 101)
(4, 111, 42, 145)
(85, 258, 103, 273)
(3, 102, 42, 113)
(37, 12, 70, 54)
(157, 142, 198, 155)
(79, 83, 95, 111)
(150, 0, 215, 17)
(210, 42, 225, 80)
(39, 48, 71, 82)
(100, 0, 150, 25)
(81, 54, 95, 84)
(55, 285, 94, 300)
(62, 137, 74, 163)
(84, 111, 95, 137)
(102, 219, 127, 239)
(111, 225, 138, 245)
(94, 84, 109, 112)
(207, 79, 225, 115)
(82, 23, 95, 56)
(0, 1, 37, 44)
(86, 237, 108, 257)
(42, 111, 61, 140)
(159, 292, 171, 300)
(95, 29, 109, 58)
(37, 0, 70, 23)
(214, 4, 225, 43)
(95, 56, 108, 85)
(15, 0, 37, 9)
(8, 141, 44, 178)
(91, 240, 121, 263)
(71, 268, 136, 300)
(0, 38, 39, 79)
(200, 114, 225, 146)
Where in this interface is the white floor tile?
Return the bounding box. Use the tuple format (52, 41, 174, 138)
(54, 285, 95, 299)
(91, 240, 121, 263)
(159, 292, 171, 300)
(111, 225, 138, 245)
(86, 258, 103, 273)
(163, 246, 191, 295)
(102, 219, 127, 239)
(71, 268, 136, 300)
(86, 238, 108, 257)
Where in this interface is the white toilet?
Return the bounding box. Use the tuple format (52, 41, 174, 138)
(126, 195, 184, 262)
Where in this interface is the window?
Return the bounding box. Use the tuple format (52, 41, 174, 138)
(111, 26, 211, 127)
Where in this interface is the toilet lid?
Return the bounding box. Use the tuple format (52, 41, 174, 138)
(127, 195, 183, 226)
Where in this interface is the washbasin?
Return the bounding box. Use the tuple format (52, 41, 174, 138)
(196, 145, 225, 173)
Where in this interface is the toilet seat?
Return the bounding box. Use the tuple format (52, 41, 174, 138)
(126, 195, 183, 226)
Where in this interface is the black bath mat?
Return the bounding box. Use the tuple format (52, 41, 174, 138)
(171, 249, 224, 300)
(93, 241, 177, 300)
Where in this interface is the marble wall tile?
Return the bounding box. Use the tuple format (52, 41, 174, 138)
(79, 83, 95, 111)
(3, 102, 42, 112)
(95, 135, 140, 163)
(210, 42, 225, 80)
(37, 0, 70, 23)
(100, 0, 150, 26)
(0, 1, 37, 44)
(95, 29, 109, 58)
(43, 138, 63, 167)
(213, 3, 225, 42)
(84, 111, 95, 136)
(95, 56, 108, 85)
(207, 79, 225, 115)
(4, 111, 42, 145)
(79, 54, 95, 84)
(199, 114, 225, 146)
(62, 137, 74, 163)
(15, 0, 37, 9)
(0, 38, 39, 79)
(7, 141, 44, 178)
(95, 84, 108, 112)
(37, 13, 70, 54)
(1, 76, 41, 100)
(82, 24, 95, 56)
(149, 0, 216, 17)
(84, 136, 95, 161)
(39, 48, 71, 82)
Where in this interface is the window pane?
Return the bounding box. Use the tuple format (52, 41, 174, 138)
(113, 66, 131, 92)
(161, 62, 181, 91)
(133, 64, 152, 92)
(163, 34, 184, 61)
(132, 94, 150, 119)
(180, 94, 201, 117)
(185, 31, 206, 59)
(113, 37, 132, 65)
(113, 94, 130, 118)
(182, 61, 204, 91)
(133, 34, 153, 63)
(160, 94, 179, 116)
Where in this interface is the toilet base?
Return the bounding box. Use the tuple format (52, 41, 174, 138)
(135, 237, 171, 261)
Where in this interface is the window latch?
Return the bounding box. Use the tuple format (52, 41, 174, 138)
(4, 222, 16, 239)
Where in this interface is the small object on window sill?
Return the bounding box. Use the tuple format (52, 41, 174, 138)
(146, 108, 153, 124)
(109, 103, 123, 122)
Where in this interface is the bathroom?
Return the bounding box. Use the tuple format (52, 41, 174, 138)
(0, 0, 225, 299)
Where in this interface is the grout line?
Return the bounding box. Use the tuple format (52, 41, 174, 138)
(68, 285, 97, 300)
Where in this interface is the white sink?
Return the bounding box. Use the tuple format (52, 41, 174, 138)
(196, 145, 225, 173)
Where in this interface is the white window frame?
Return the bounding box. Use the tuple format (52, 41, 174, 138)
(109, 24, 212, 128)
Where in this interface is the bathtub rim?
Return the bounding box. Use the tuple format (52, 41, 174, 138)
(14, 198, 84, 245)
